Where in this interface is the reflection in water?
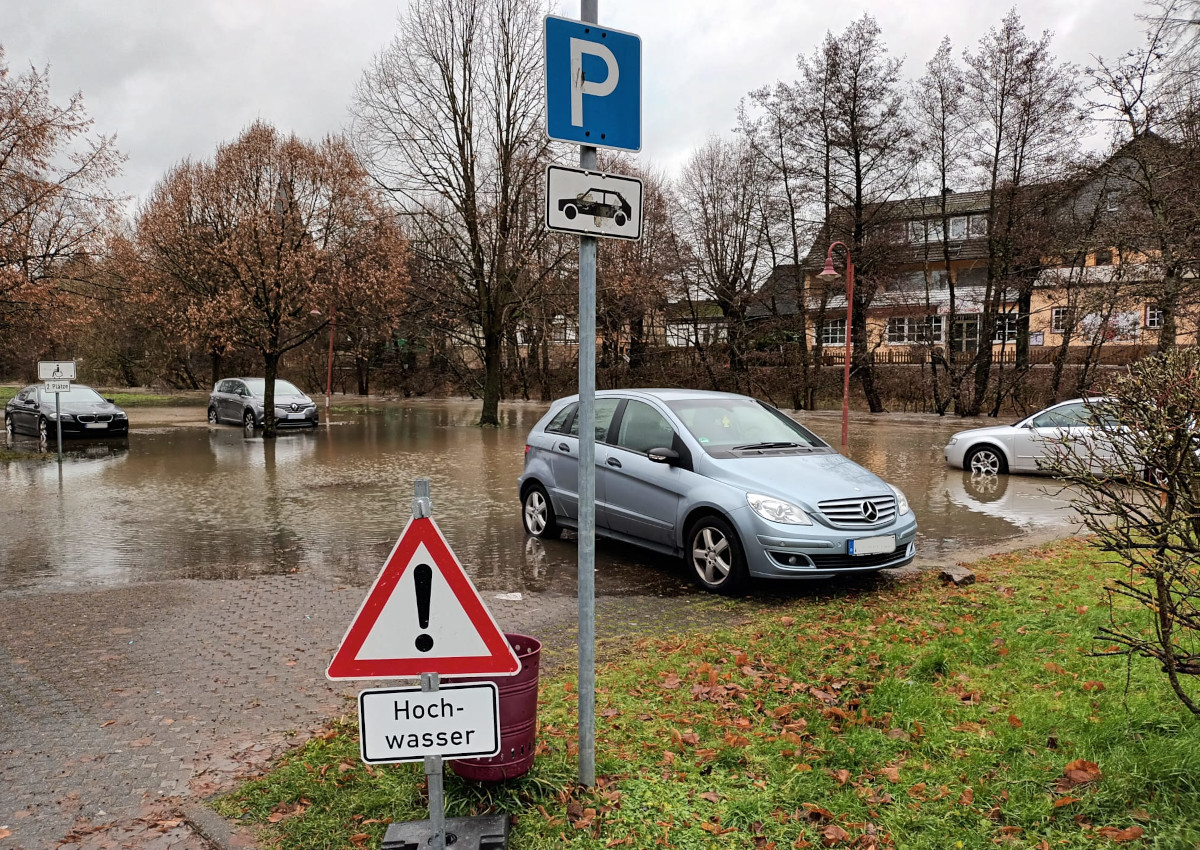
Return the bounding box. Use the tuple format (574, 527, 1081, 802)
(0, 403, 1080, 596)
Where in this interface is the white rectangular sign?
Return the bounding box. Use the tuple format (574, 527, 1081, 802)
(545, 165, 643, 240)
(358, 683, 500, 764)
(38, 361, 76, 381)
(43, 381, 71, 394)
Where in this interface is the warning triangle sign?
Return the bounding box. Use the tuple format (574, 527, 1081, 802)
(326, 516, 521, 680)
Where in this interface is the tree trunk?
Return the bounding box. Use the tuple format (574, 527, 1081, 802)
(262, 351, 280, 439)
(480, 325, 503, 426)
(210, 351, 223, 388)
(356, 356, 370, 396)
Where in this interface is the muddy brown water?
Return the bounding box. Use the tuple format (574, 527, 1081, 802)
(0, 400, 1079, 596)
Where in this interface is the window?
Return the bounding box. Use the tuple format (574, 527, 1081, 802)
(907, 221, 926, 243)
(887, 316, 944, 344)
(1051, 307, 1073, 334)
(968, 215, 988, 237)
(950, 316, 980, 353)
(993, 313, 1018, 344)
(1094, 249, 1113, 266)
(1031, 402, 1089, 429)
(949, 216, 968, 240)
(551, 315, 578, 345)
(615, 400, 675, 455)
(546, 404, 574, 434)
(1146, 304, 1163, 329)
(567, 398, 620, 442)
(820, 319, 846, 346)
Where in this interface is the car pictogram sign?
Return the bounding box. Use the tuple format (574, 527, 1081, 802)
(326, 516, 521, 680)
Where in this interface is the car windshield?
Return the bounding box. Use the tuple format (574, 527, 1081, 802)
(41, 386, 105, 404)
(666, 397, 826, 452)
(243, 379, 303, 396)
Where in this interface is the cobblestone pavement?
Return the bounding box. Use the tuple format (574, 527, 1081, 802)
(0, 561, 751, 848)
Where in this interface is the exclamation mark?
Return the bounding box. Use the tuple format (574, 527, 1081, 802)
(413, 563, 434, 652)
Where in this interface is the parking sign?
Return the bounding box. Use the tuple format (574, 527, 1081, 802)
(544, 15, 641, 151)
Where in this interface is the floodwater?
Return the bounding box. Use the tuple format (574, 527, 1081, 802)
(0, 400, 1079, 596)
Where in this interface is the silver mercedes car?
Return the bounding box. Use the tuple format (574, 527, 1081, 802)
(518, 389, 917, 593)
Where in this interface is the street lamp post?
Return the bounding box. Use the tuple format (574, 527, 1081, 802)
(325, 308, 336, 414)
(816, 243, 854, 452)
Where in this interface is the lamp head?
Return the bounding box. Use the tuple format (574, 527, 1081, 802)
(816, 256, 841, 282)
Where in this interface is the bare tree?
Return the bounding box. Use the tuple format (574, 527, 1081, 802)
(0, 46, 124, 340)
(1044, 350, 1200, 714)
(962, 10, 1086, 410)
(352, 0, 550, 426)
(1089, 9, 1200, 352)
(674, 135, 768, 385)
(817, 14, 914, 413)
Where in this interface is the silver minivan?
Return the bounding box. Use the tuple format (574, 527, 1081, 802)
(518, 389, 917, 593)
(207, 378, 319, 430)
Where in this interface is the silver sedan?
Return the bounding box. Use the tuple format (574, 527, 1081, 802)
(944, 398, 1109, 475)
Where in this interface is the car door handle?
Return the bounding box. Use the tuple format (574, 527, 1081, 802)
(606, 457, 622, 468)
(558, 442, 570, 452)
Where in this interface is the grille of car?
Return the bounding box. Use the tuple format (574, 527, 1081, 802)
(76, 414, 114, 423)
(817, 495, 896, 527)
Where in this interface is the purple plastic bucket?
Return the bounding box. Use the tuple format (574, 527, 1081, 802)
(449, 633, 540, 782)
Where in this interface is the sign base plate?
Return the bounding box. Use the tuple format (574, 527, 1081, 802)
(382, 815, 509, 849)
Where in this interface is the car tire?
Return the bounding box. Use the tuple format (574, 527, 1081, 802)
(614, 211, 627, 226)
(965, 444, 1007, 475)
(243, 410, 257, 432)
(207, 406, 219, 425)
(38, 416, 49, 442)
(521, 484, 562, 540)
(686, 515, 749, 595)
(563, 204, 577, 220)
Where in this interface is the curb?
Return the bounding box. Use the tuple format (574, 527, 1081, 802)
(182, 803, 256, 850)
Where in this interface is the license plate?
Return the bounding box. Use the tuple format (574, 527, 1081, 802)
(286, 412, 305, 419)
(84, 422, 109, 429)
(849, 534, 895, 556)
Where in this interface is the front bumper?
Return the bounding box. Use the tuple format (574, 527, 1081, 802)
(253, 409, 319, 428)
(52, 418, 129, 437)
(731, 505, 919, 579)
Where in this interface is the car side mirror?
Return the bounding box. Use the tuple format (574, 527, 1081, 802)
(106, 398, 115, 403)
(647, 447, 679, 465)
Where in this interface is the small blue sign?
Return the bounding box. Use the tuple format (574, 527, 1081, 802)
(545, 15, 641, 152)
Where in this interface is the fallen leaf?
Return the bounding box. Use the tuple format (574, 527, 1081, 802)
(1007, 714, 1023, 728)
(831, 769, 851, 786)
(1053, 796, 1080, 808)
(1082, 681, 1106, 692)
(780, 617, 795, 626)
(700, 821, 736, 835)
(700, 791, 721, 803)
(958, 787, 974, 805)
(1097, 826, 1144, 842)
(880, 766, 900, 783)
(1044, 662, 1069, 676)
(660, 674, 681, 690)
(801, 804, 833, 822)
(348, 834, 370, 846)
(821, 824, 850, 846)
(1058, 759, 1101, 791)
(0, 828, 13, 839)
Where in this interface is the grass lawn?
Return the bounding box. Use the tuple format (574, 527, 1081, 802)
(214, 540, 1200, 848)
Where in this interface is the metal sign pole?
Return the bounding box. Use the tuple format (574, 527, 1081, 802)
(55, 392, 63, 463)
(576, 0, 598, 791)
(412, 479, 445, 850)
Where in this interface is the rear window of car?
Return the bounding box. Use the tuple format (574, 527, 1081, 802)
(546, 404, 574, 434)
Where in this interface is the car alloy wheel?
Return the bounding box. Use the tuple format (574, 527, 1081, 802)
(687, 515, 748, 594)
(207, 406, 219, 424)
(38, 416, 49, 441)
(965, 445, 1006, 475)
(243, 410, 256, 432)
(521, 484, 561, 540)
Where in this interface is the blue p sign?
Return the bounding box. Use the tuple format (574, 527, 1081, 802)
(545, 15, 641, 152)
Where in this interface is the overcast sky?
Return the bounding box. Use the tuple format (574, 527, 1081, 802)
(2, 0, 1147, 211)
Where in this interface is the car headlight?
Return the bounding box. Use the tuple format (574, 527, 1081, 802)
(946, 437, 958, 446)
(889, 485, 911, 515)
(747, 493, 812, 525)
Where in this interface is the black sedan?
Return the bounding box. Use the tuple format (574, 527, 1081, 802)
(5, 384, 129, 440)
